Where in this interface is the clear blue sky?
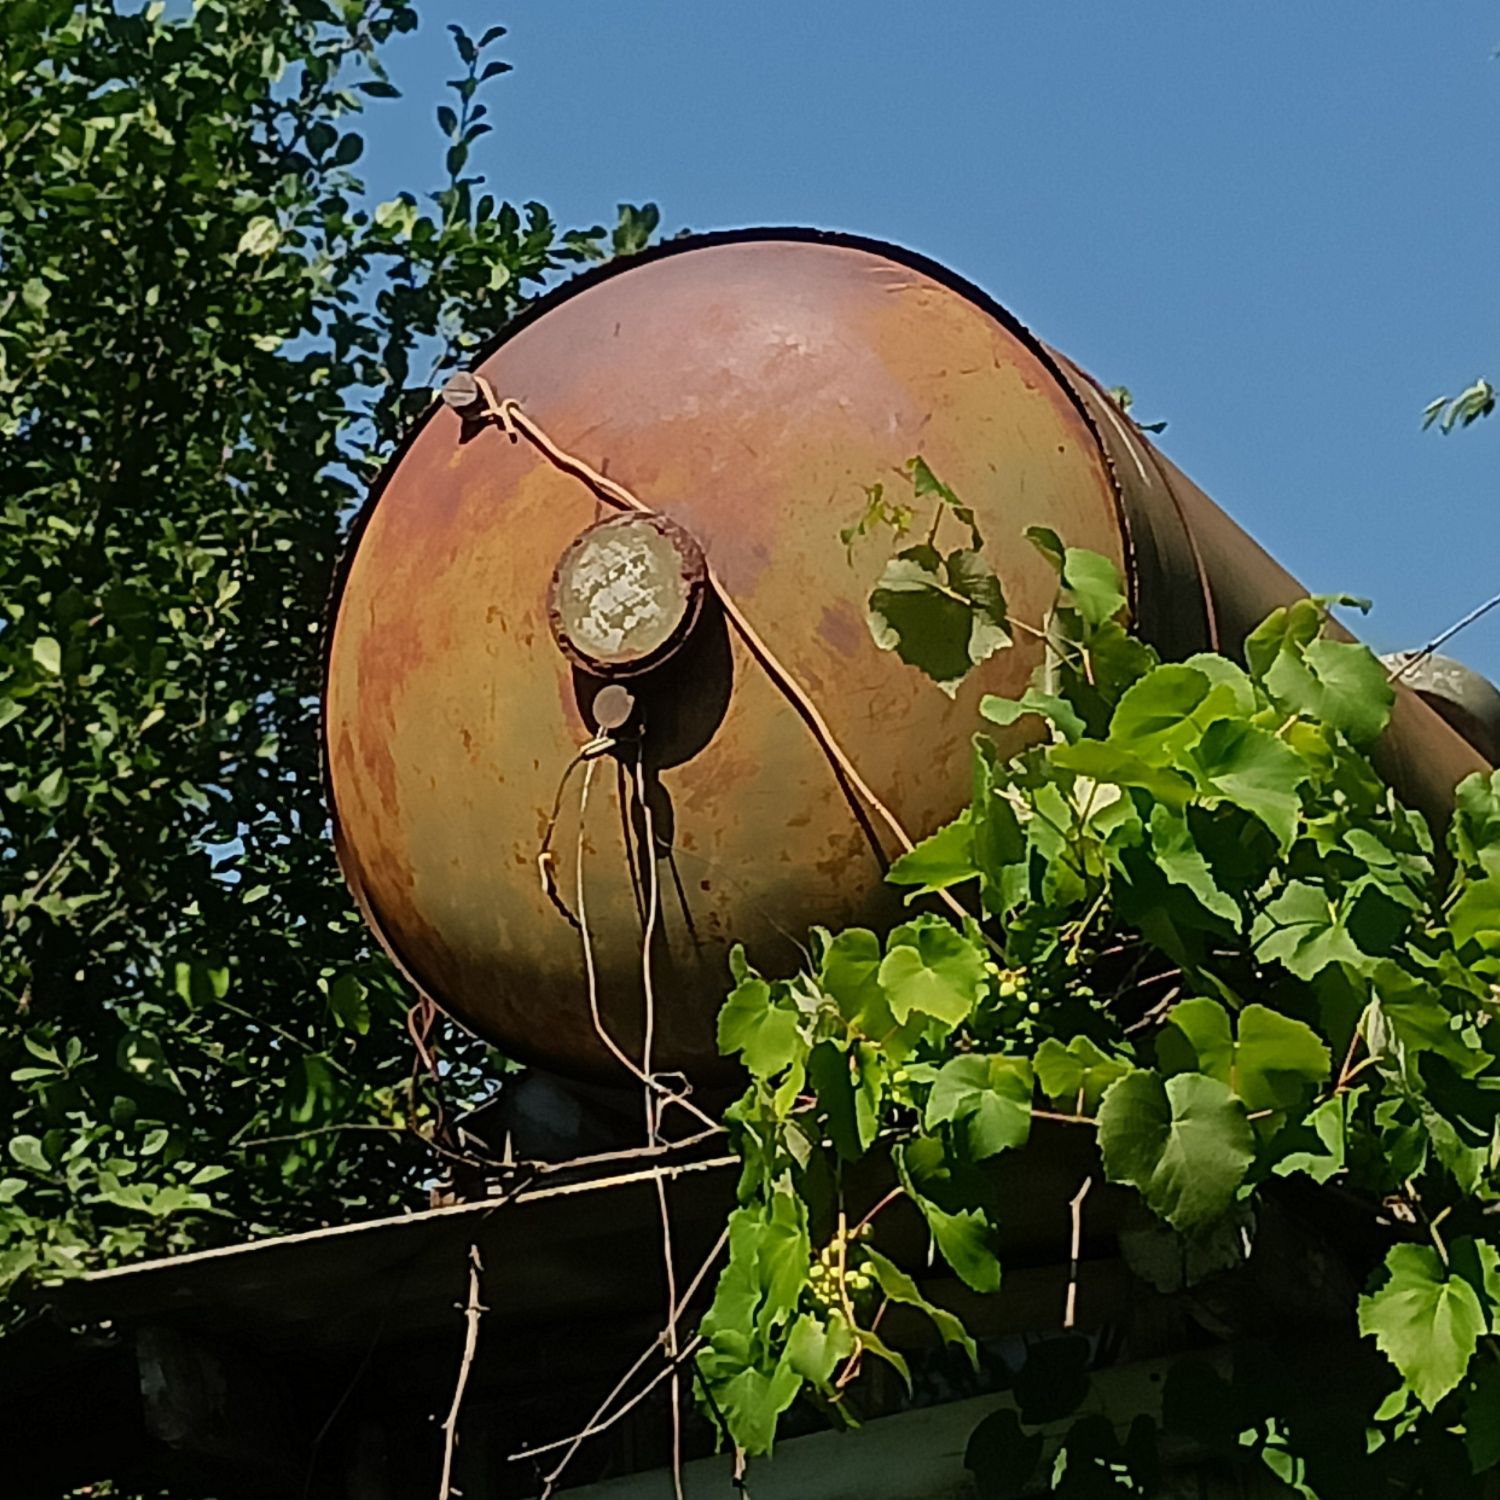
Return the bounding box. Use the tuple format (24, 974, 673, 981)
(360, 2, 1500, 680)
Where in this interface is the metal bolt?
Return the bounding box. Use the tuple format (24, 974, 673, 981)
(592, 684, 637, 731)
(441, 370, 481, 414)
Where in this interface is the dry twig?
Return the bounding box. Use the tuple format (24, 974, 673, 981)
(438, 1244, 485, 1500)
(1064, 1176, 1093, 1329)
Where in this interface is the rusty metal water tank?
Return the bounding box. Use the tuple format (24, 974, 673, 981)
(323, 229, 1490, 1084)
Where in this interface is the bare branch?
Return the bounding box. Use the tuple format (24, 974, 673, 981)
(438, 1244, 485, 1500)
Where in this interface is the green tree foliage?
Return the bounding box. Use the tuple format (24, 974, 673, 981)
(696, 461, 1500, 1491)
(0, 0, 654, 1292)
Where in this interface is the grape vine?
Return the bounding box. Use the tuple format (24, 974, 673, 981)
(692, 460, 1500, 1494)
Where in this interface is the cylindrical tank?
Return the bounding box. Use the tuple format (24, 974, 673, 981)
(323, 230, 1490, 1083)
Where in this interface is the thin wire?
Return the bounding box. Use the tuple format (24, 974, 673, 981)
(1388, 590, 1500, 683)
(634, 741, 685, 1500)
(636, 743, 662, 1144)
(537, 735, 615, 927)
(576, 757, 721, 1132)
(617, 757, 647, 927)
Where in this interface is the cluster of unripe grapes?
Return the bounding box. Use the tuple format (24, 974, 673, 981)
(807, 1226, 875, 1308)
(991, 961, 1041, 1016)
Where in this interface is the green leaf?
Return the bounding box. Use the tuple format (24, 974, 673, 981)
(807, 1040, 882, 1160)
(863, 1246, 978, 1368)
(867, 547, 1010, 696)
(713, 1359, 803, 1456)
(1052, 741, 1194, 809)
(947, 549, 1011, 661)
(1449, 1236, 1500, 1328)
(1303, 638, 1394, 745)
(1061, 547, 1128, 626)
(1252, 880, 1363, 979)
(1188, 720, 1305, 850)
(1245, 599, 1322, 687)
(1155, 998, 1234, 1083)
(31, 635, 61, 675)
(885, 813, 978, 893)
(981, 688, 1086, 744)
(1272, 1092, 1351, 1184)
(1451, 771, 1500, 881)
(895, 1141, 1002, 1292)
(1245, 599, 1393, 745)
(818, 928, 898, 1041)
(235, 215, 281, 256)
(1234, 1004, 1332, 1111)
(1097, 1070, 1255, 1231)
(971, 738, 1027, 896)
(718, 954, 803, 1077)
(906, 455, 980, 545)
(920, 1200, 1002, 1293)
(1450, 877, 1500, 958)
(327, 973, 370, 1035)
(1366, 962, 1481, 1074)
(703, 1192, 810, 1349)
(785, 1309, 855, 1385)
(1034, 1036, 1130, 1112)
(1359, 1242, 1484, 1411)
(924, 1054, 1033, 1159)
(854, 1325, 911, 1388)
(1180, 653, 1257, 715)
(1108, 665, 1217, 762)
(1024, 524, 1066, 573)
(878, 917, 986, 1029)
(1146, 805, 1239, 923)
(1158, 998, 1330, 1114)
(8, 1135, 51, 1174)
(756, 1189, 811, 1326)
(174, 960, 230, 1008)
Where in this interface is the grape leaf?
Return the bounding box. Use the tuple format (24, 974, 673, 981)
(1098, 1069, 1255, 1231)
(878, 918, 986, 1029)
(1034, 1035, 1130, 1112)
(863, 1247, 979, 1367)
(886, 813, 978, 893)
(895, 1140, 1002, 1292)
(867, 546, 1010, 696)
(1452, 771, 1500, 881)
(1188, 719, 1306, 851)
(1157, 998, 1330, 1114)
(1303, 638, 1394, 745)
(785, 1309, 855, 1385)
(981, 687, 1086, 744)
(1359, 1242, 1484, 1411)
(924, 1054, 1033, 1159)
(718, 953, 803, 1077)
(1061, 547, 1128, 627)
(808, 1040, 882, 1160)
(713, 1360, 803, 1455)
(1108, 665, 1229, 763)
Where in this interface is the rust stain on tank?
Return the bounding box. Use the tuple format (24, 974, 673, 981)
(816, 600, 864, 658)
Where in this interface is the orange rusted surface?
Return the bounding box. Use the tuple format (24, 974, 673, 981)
(324, 230, 1489, 1084)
